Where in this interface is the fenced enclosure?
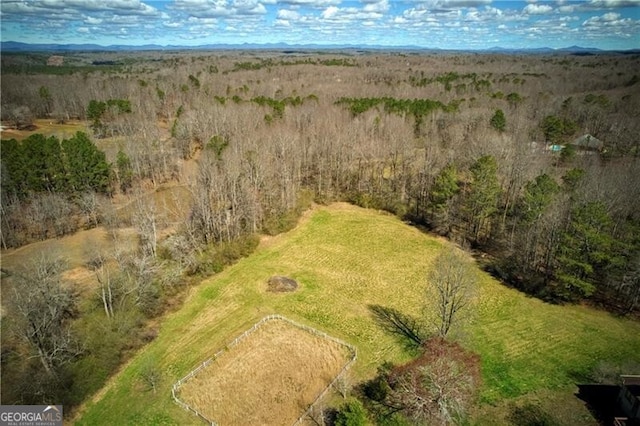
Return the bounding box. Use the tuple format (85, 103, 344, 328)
(171, 314, 357, 425)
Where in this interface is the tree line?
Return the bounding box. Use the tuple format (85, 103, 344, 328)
(1, 132, 112, 246)
(2, 52, 638, 309)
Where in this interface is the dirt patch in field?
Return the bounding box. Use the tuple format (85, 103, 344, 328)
(267, 275, 299, 293)
(178, 318, 353, 425)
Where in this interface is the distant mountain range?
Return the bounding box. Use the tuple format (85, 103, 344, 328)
(2, 40, 639, 54)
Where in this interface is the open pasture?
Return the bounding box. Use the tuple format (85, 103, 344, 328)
(75, 204, 640, 425)
(177, 316, 354, 425)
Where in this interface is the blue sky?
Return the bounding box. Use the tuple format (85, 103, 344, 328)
(1, 0, 639, 49)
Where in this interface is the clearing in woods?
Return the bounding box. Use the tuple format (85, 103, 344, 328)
(177, 317, 353, 425)
(0, 119, 87, 141)
(73, 204, 640, 425)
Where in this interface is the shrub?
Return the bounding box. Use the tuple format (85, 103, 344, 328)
(196, 234, 260, 275)
(506, 92, 523, 105)
(507, 403, 558, 426)
(335, 399, 368, 426)
(369, 338, 481, 425)
(490, 109, 506, 132)
(262, 189, 314, 235)
(583, 93, 609, 107)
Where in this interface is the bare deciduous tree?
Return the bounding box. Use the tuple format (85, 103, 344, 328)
(132, 194, 162, 258)
(138, 358, 162, 394)
(77, 191, 101, 227)
(428, 248, 476, 338)
(86, 249, 115, 319)
(115, 250, 161, 316)
(9, 105, 34, 130)
(10, 256, 80, 376)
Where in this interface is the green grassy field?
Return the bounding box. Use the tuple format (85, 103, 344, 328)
(74, 203, 640, 425)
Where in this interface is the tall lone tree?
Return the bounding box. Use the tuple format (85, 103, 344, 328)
(428, 248, 476, 338)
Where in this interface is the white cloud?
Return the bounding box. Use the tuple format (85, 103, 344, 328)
(363, 0, 389, 13)
(558, 5, 577, 13)
(85, 16, 103, 24)
(278, 0, 340, 6)
(523, 3, 553, 14)
(582, 11, 637, 28)
(188, 16, 219, 24)
(46, 0, 162, 15)
(233, 0, 267, 14)
(482, 6, 503, 18)
(586, 0, 640, 8)
(1, 0, 163, 22)
(278, 9, 301, 19)
(170, 0, 233, 17)
(602, 12, 622, 20)
(108, 14, 145, 25)
(402, 8, 427, 20)
(170, 0, 269, 17)
(320, 3, 385, 22)
(557, 0, 640, 12)
(321, 5, 339, 19)
(425, 0, 493, 9)
(1, 0, 638, 49)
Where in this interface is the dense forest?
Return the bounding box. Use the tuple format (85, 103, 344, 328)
(1, 50, 639, 418)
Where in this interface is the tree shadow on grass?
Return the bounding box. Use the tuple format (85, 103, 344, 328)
(368, 304, 427, 352)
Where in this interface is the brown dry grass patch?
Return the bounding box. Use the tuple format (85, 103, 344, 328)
(178, 318, 353, 425)
(0, 119, 87, 141)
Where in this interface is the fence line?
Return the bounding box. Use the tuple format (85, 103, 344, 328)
(171, 314, 357, 426)
(292, 342, 357, 425)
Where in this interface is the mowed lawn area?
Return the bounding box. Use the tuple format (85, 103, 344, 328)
(75, 203, 640, 425)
